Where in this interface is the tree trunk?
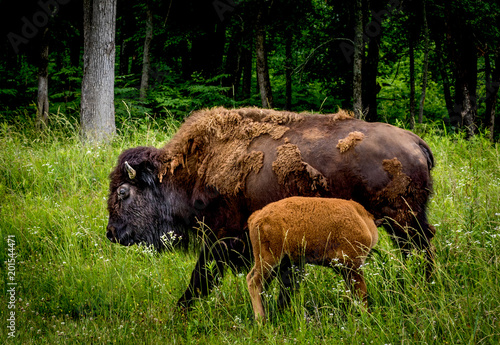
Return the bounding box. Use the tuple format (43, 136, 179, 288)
(118, 10, 129, 76)
(223, 21, 244, 99)
(445, 2, 478, 137)
(418, 0, 430, 125)
(241, 46, 252, 100)
(180, 39, 191, 79)
(485, 54, 500, 142)
(460, 84, 476, 138)
(285, 30, 293, 111)
(362, 0, 384, 122)
(36, 27, 50, 129)
(435, 35, 454, 120)
(139, 1, 153, 100)
(191, 23, 226, 78)
(81, 0, 117, 143)
(352, 0, 363, 119)
(255, 0, 273, 109)
(457, 46, 478, 138)
(70, 29, 83, 69)
(409, 31, 416, 129)
(119, 39, 129, 75)
(363, 35, 382, 122)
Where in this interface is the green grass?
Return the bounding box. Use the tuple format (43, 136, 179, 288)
(1, 117, 499, 344)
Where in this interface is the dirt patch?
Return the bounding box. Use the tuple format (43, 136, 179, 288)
(336, 131, 365, 153)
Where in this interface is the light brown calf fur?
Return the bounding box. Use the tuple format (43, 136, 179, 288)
(246, 196, 378, 321)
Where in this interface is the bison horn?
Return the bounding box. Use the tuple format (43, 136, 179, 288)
(124, 161, 136, 180)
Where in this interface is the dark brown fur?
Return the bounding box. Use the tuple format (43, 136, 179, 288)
(106, 107, 435, 309)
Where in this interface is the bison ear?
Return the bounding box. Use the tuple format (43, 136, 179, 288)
(127, 161, 159, 186)
(118, 147, 161, 186)
(139, 165, 158, 186)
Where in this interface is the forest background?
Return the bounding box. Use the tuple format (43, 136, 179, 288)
(0, 0, 499, 141)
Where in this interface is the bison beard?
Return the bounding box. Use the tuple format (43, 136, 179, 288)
(107, 107, 435, 310)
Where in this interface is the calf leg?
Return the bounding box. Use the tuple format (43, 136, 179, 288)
(247, 260, 276, 321)
(246, 266, 266, 320)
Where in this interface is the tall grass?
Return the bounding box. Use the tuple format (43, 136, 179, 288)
(1, 117, 499, 344)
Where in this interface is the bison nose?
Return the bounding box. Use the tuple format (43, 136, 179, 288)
(106, 226, 117, 243)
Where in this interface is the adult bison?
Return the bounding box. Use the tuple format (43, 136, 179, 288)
(106, 107, 435, 309)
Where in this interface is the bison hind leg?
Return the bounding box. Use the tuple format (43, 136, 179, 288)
(382, 203, 436, 278)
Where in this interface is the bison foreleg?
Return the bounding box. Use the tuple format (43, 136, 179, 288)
(177, 242, 228, 309)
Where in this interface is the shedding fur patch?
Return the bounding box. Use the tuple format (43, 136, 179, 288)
(329, 109, 354, 124)
(336, 131, 365, 153)
(381, 158, 412, 200)
(373, 157, 416, 230)
(158, 107, 303, 194)
(272, 143, 328, 195)
(262, 110, 303, 125)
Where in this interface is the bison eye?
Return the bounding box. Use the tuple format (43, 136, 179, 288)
(117, 185, 130, 200)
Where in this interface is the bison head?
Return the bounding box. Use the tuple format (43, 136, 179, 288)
(106, 146, 193, 251)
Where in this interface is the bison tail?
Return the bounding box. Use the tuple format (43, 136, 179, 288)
(419, 142, 435, 171)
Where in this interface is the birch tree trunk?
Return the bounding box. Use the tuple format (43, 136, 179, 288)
(139, 1, 153, 100)
(36, 27, 50, 129)
(81, 0, 117, 143)
(352, 0, 363, 119)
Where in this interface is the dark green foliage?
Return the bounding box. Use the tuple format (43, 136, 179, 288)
(1, 0, 499, 138)
(146, 72, 235, 118)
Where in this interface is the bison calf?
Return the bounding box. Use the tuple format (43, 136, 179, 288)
(246, 196, 378, 321)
